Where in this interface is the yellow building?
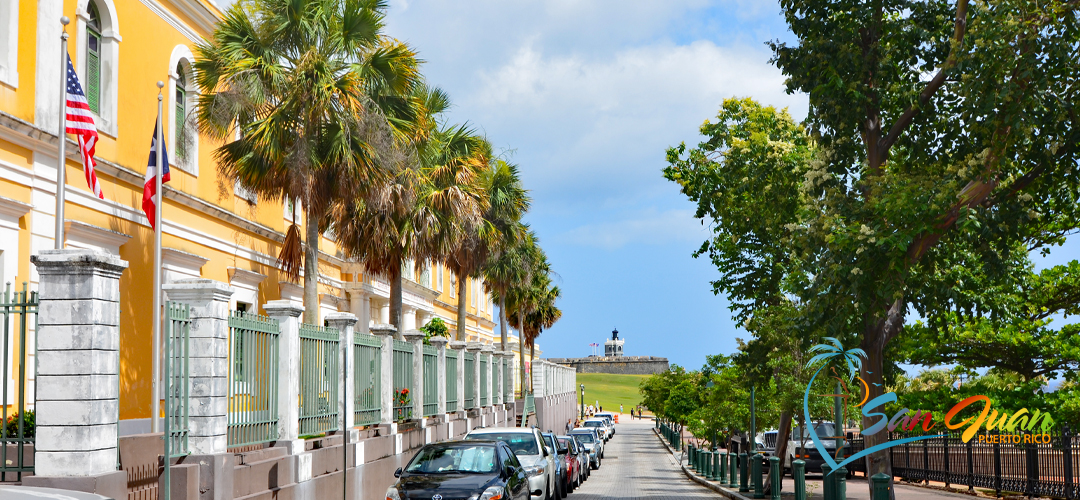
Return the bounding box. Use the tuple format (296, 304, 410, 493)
(0, 0, 535, 434)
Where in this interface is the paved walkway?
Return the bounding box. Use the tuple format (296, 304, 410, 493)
(570, 418, 720, 500)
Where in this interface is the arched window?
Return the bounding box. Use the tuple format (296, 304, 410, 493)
(174, 62, 188, 161)
(85, 2, 102, 114)
(0, 0, 19, 88)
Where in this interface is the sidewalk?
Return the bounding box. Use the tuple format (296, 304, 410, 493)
(650, 425, 1007, 500)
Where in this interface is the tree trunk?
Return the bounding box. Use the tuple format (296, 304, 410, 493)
(456, 276, 468, 341)
(861, 318, 895, 500)
(303, 202, 320, 325)
(764, 411, 792, 494)
(499, 296, 508, 351)
(518, 309, 526, 396)
(390, 268, 403, 339)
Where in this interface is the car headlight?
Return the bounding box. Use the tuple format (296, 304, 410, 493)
(467, 486, 505, 500)
(385, 486, 401, 500)
(524, 464, 546, 477)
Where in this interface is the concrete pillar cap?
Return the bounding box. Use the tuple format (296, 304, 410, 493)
(370, 323, 398, 337)
(263, 300, 304, 317)
(325, 312, 359, 328)
(448, 340, 467, 350)
(402, 330, 425, 342)
(465, 342, 483, 352)
(428, 336, 450, 347)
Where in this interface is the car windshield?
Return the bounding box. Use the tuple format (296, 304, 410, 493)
(467, 433, 539, 456)
(571, 432, 595, 443)
(584, 421, 602, 427)
(405, 444, 497, 474)
(793, 423, 836, 440)
(558, 437, 574, 453)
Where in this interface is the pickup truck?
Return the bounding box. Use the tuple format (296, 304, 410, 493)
(758, 423, 861, 477)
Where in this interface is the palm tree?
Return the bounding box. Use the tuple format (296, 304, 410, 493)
(504, 242, 551, 393)
(807, 337, 866, 381)
(521, 282, 562, 379)
(479, 161, 531, 349)
(330, 85, 487, 334)
(194, 0, 419, 324)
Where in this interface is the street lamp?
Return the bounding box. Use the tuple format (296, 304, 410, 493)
(580, 384, 585, 420)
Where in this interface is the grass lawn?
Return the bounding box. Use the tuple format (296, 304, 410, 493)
(575, 373, 652, 416)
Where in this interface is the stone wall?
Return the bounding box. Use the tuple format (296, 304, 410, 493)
(546, 356, 670, 375)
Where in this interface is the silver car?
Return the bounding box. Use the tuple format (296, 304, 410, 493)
(583, 418, 611, 441)
(466, 427, 557, 500)
(570, 427, 604, 468)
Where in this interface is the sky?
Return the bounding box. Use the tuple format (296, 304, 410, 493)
(214, 0, 1077, 372)
(371, 0, 809, 369)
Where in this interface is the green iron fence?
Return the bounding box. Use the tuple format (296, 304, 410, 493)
(0, 283, 36, 481)
(480, 354, 489, 407)
(422, 344, 438, 416)
(503, 357, 512, 402)
(165, 302, 191, 458)
(227, 311, 280, 448)
(392, 339, 414, 421)
(299, 323, 339, 435)
(354, 332, 381, 426)
(446, 348, 458, 412)
(463, 352, 475, 409)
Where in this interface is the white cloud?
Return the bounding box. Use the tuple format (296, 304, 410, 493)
(558, 209, 707, 249)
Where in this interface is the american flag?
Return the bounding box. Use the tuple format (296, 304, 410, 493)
(64, 56, 103, 199)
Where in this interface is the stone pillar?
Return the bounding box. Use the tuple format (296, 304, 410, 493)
(379, 301, 390, 325)
(430, 336, 448, 415)
(402, 329, 425, 421)
(326, 312, 358, 432)
(27, 249, 127, 499)
(466, 342, 482, 410)
(370, 324, 396, 424)
(161, 279, 234, 455)
(449, 340, 466, 413)
(481, 344, 495, 408)
(263, 300, 304, 454)
(403, 306, 417, 332)
(492, 351, 503, 405)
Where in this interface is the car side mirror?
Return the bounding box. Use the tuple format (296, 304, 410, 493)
(505, 465, 517, 477)
(532, 490, 543, 497)
(394, 467, 402, 478)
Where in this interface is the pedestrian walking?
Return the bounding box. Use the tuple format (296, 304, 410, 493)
(620, 404, 624, 414)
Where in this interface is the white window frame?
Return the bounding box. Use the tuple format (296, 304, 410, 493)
(168, 45, 198, 175)
(436, 264, 444, 292)
(0, 0, 19, 88)
(75, 0, 120, 137)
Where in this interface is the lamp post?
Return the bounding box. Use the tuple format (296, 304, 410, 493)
(580, 384, 585, 419)
(750, 384, 756, 453)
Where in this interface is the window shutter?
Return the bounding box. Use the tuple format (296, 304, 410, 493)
(86, 32, 100, 114)
(175, 87, 186, 162)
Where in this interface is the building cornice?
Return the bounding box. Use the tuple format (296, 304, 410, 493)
(65, 220, 132, 249)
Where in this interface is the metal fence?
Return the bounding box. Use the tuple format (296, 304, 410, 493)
(392, 339, 414, 421)
(298, 323, 339, 435)
(164, 302, 191, 458)
(227, 311, 279, 448)
(847, 427, 1080, 498)
(354, 332, 381, 426)
(0, 283, 36, 481)
(464, 352, 475, 409)
(480, 354, 489, 407)
(446, 348, 458, 413)
(503, 357, 512, 402)
(422, 345, 438, 417)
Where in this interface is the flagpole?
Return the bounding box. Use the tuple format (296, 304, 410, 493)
(54, 16, 70, 250)
(156, 80, 172, 500)
(151, 82, 164, 437)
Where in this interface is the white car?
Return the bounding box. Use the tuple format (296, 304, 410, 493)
(583, 418, 611, 441)
(594, 412, 616, 437)
(466, 427, 557, 500)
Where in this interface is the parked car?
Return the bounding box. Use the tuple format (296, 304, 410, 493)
(0, 486, 115, 500)
(772, 422, 857, 477)
(541, 432, 568, 499)
(386, 440, 534, 500)
(570, 427, 603, 468)
(593, 412, 616, 436)
(583, 418, 610, 441)
(558, 435, 587, 487)
(466, 427, 557, 500)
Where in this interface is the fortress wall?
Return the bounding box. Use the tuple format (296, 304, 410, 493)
(546, 356, 670, 375)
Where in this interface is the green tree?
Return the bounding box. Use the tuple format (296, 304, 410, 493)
(420, 317, 450, 344)
(479, 161, 532, 350)
(194, 0, 420, 324)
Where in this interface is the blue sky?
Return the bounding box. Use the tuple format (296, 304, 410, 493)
(375, 0, 809, 369)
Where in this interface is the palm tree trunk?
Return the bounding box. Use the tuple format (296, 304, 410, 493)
(390, 268, 404, 339)
(518, 309, 526, 395)
(456, 276, 468, 341)
(303, 202, 320, 325)
(498, 296, 508, 351)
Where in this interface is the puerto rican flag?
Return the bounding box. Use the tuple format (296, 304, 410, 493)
(64, 57, 103, 199)
(142, 119, 170, 229)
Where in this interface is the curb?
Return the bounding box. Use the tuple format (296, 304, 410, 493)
(652, 428, 753, 500)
